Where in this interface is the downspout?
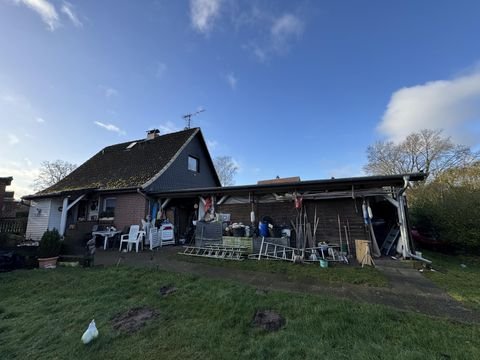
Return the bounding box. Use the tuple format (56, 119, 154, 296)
(136, 188, 149, 200)
(137, 188, 153, 221)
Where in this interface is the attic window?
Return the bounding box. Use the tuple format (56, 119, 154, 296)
(126, 142, 137, 150)
(188, 156, 199, 172)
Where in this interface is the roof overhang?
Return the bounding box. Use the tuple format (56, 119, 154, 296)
(148, 173, 427, 199)
(22, 186, 139, 201)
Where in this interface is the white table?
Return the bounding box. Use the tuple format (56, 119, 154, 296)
(92, 230, 122, 250)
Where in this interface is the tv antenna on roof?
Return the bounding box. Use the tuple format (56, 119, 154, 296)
(183, 108, 205, 129)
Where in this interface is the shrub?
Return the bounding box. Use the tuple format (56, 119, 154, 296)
(38, 229, 62, 258)
(410, 181, 480, 254)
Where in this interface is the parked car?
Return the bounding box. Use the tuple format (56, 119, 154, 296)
(411, 227, 452, 253)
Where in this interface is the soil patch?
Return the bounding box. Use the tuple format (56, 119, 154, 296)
(111, 307, 158, 334)
(159, 284, 177, 297)
(252, 310, 285, 331)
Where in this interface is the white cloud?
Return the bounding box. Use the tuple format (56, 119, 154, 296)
(190, 0, 222, 34)
(104, 87, 118, 98)
(36, 117, 45, 123)
(271, 14, 304, 42)
(379, 70, 480, 144)
(15, 0, 60, 31)
(225, 72, 237, 90)
(245, 13, 305, 62)
(93, 121, 126, 135)
(156, 62, 167, 78)
(1, 92, 31, 108)
(158, 121, 181, 134)
(8, 134, 20, 145)
(270, 13, 304, 54)
(61, 1, 82, 27)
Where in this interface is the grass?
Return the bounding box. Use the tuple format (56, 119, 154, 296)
(1, 266, 480, 359)
(175, 254, 388, 287)
(422, 250, 480, 310)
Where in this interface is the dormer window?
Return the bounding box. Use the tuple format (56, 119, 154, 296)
(188, 156, 199, 172)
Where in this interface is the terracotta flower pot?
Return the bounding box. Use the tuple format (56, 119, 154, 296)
(38, 256, 59, 269)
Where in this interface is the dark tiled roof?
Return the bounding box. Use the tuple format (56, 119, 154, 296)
(34, 128, 198, 196)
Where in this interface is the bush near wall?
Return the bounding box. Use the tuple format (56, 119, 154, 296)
(409, 164, 480, 254)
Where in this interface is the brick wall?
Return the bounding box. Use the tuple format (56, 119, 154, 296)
(113, 193, 148, 231)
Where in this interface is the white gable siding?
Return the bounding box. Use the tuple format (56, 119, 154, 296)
(26, 199, 51, 241)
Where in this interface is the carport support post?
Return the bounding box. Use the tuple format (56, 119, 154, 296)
(59, 197, 69, 237)
(397, 194, 411, 258)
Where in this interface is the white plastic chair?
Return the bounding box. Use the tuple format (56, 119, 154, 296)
(119, 225, 142, 252)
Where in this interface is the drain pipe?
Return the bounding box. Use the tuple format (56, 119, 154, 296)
(137, 188, 157, 220)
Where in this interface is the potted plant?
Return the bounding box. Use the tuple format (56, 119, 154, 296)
(38, 229, 62, 269)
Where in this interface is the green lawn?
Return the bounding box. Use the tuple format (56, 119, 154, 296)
(175, 254, 388, 287)
(1, 267, 479, 359)
(422, 250, 480, 310)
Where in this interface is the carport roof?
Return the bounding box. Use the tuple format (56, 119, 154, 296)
(148, 172, 427, 198)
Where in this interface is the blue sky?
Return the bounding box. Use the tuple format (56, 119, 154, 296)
(1, 0, 480, 197)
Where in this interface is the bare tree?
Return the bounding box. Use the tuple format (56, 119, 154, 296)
(33, 160, 77, 191)
(364, 129, 479, 178)
(213, 156, 238, 186)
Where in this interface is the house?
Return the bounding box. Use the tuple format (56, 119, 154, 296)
(23, 128, 221, 241)
(0, 177, 13, 218)
(22, 126, 426, 260)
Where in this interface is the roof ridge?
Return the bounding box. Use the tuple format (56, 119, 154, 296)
(103, 128, 197, 150)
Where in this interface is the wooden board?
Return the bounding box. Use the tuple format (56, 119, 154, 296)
(355, 239, 372, 265)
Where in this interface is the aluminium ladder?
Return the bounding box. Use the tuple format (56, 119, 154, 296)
(380, 227, 400, 255)
(180, 244, 248, 261)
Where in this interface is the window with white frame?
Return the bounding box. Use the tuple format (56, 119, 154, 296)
(188, 156, 199, 172)
(102, 197, 116, 217)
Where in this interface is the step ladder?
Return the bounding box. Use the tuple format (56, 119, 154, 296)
(381, 227, 400, 255)
(180, 245, 247, 261)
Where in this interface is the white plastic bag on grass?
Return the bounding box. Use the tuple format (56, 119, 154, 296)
(81, 319, 99, 344)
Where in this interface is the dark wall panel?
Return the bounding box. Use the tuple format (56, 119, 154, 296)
(146, 134, 219, 192)
(218, 198, 369, 246)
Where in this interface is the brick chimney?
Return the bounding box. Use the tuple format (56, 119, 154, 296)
(146, 129, 160, 140)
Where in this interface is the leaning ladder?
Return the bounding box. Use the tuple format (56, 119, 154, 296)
(381, 227, 400, 255)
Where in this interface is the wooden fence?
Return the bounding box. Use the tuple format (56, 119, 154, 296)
(0, 218, 28, 234)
